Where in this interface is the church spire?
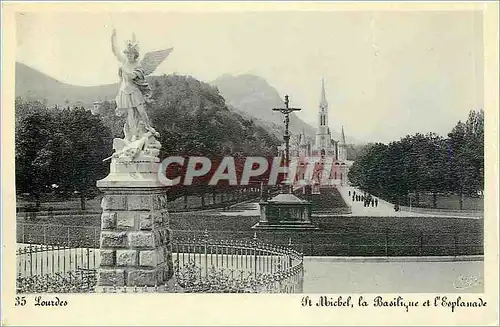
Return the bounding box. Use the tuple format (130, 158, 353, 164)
(320, 78, 328, 108)
(314, 78, 333, 155)
(340, 125, 346, 145)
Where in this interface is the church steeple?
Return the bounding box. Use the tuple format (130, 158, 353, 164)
(338, 125, 348, 161)
(320, 78, 328, 109)
(315, 78, 333, 155)
(340, 125, 346, 145)
(318, 78, 328, 128)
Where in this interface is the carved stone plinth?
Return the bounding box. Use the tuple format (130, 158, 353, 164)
(253, 193, 318, 230)
(96, 158, 172, 289)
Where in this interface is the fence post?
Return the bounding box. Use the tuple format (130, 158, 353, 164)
(384, 229, 388, 257)
(420, 231, 424, 256)
(454, 233, 458, 257)
(51, 245, 54, 275)
(86, 247, 90, 270)
(253, 232, 258, 277)
(94, 228, 98, 249)
(288, 237, 293, 268)
(204, 229, 208, 278)
(29, 244, 33, 277)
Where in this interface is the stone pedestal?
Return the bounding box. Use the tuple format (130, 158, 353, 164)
(253, 193, 318, 230)
(96, 156, 172, 288)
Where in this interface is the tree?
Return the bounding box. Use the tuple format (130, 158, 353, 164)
(16, 109, 55, 206)
(447, 109, 484, 209)
(350, 109, 484, 209)
(54, 107, 113, 209)
(98, 100, 123, 137)
(15, 99, 112, 209)
(15, 97, 48, 133)
(423, 133, 447, 208)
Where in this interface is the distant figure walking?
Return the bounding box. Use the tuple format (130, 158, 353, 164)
(375, 198, 378, 207)
(349, 190, 351, 196)
(371, 199, 375, 207)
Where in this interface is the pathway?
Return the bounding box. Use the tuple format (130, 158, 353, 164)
(337, 185, 482, 219)
(337, 185, 423, 217)
(203, 186, 482, 219)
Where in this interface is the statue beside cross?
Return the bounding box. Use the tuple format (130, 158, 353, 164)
(273, 95, 301, 194)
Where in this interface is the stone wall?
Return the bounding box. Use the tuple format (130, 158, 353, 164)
(98, 189, 172, 287)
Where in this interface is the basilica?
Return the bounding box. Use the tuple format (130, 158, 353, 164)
(285, 79, 353, 185)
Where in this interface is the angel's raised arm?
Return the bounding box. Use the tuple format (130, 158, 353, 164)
(111, 29, 125, 63)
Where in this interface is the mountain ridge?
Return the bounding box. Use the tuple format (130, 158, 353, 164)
(210, 74, 316, 138)
(209, 74, 356, 143)
(15, 62, 117, 107)
(15, 62, 355, 144)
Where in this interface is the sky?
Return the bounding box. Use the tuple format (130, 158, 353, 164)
(15, 9, 483, 143)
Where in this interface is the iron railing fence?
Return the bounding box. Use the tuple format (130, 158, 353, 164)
(17, 223, 483, 257)
(16, 230, 303, 293)
(172, 231, 303, 293)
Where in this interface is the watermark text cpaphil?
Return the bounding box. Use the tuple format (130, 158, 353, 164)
(157, 155, 348, 186)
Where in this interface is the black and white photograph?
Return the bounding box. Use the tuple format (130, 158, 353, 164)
(2, 2, 498, 326)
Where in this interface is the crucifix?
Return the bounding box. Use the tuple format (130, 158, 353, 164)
(273, 95, 301, 194)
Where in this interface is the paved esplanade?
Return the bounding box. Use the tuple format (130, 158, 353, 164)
(336, 185, 420, 217)
(215, 186, 481, 219)
(336, 185, 481, 219)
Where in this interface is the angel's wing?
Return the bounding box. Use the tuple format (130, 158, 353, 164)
(140, 48, 174, 76)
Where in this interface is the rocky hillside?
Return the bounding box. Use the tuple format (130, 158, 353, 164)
(211, 74, 317, 140)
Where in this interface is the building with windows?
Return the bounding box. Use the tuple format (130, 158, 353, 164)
(284, 79, 353, 186)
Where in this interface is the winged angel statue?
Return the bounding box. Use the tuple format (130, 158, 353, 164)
(106, 29, 173, 162)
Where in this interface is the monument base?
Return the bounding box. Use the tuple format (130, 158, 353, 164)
(97, 156, 167, 189)
(256, 193, 319, 230)
(95, 276, 179, 293)
(96, 157, 173, 289)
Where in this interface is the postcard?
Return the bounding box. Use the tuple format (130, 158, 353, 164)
(1, 2, 498, 326)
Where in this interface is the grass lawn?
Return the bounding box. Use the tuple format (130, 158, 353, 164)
(16, 191, 260, 216)
(18, 210, 483, 256)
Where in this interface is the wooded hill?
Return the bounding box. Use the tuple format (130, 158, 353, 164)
(15, 74, 281, 206)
